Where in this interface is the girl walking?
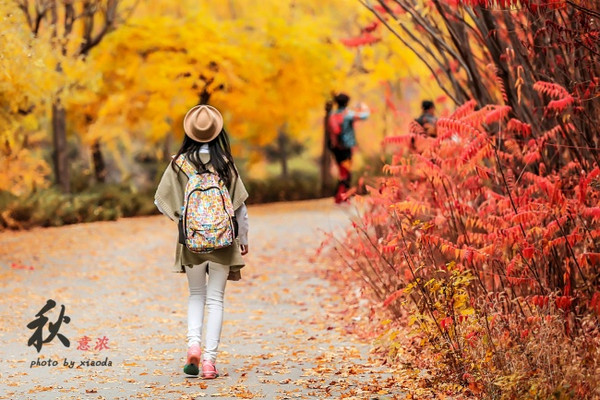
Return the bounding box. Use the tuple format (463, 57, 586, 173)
(154, 104, 249, 379)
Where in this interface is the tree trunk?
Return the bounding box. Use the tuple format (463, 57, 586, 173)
(277, 128, 288, 179)
(52, 100, 70, 193)
(91, 140, 107, 183)
(320, 100, 333, 196)
(228, 0, 237, 18)
(162, 134, 172, 162)
(199, 90, 211, 105)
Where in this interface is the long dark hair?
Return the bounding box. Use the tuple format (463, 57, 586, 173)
(171, 128, 238, 188)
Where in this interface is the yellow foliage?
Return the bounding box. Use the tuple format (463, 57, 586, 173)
(0, 1, 58, 195)
(2, 0, 445, 194)
(64, 0, 352, 166)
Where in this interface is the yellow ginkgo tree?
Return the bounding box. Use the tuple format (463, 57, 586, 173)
(0, 1, 58, 196)
(4, 0, 439, 199)
(13, 0, 137, 191)
(67, 0, 349, 177)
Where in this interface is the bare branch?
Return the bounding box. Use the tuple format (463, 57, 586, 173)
(361, 0, 462, 104)
(387, 0, 476, 84)
(63, 2, 76, 39)
(15, 0, 33, 31)
(119, 0, 140, 23)
(49, 0, 57, 41)
(78, 0, 118, 56)
(31, 0, 50, 36)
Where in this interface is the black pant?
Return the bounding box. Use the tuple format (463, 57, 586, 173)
(331, 147, 352, 200)
(331, 147, 352, 165)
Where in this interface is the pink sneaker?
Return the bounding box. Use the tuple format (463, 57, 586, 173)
(183, 344, 201, 376)
(201, 359, 219, 379)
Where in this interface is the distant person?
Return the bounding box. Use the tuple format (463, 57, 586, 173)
(416, 100, 437, 137)
(327, 93, 370, 203)
(154, 104, 249, 380)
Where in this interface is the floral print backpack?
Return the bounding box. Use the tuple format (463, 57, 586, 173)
(174, 154, 236, 253)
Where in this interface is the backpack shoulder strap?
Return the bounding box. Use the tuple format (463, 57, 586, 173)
(341, 108, 351, 120)
(173, 154, 197, 178)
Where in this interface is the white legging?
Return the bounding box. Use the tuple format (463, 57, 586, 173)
(184, 261, 229, 363)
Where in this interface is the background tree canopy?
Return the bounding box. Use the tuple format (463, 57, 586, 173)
(1, 0, 436, 202)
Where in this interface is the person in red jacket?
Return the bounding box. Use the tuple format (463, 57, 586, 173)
(327, 93, 370, 203)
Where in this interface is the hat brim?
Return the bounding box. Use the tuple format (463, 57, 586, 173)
(183, 105, 224, 143)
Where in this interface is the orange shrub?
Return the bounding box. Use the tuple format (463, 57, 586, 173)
(338, 97, 600, 398)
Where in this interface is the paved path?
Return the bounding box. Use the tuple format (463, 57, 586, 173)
(0, 199, 400, 400)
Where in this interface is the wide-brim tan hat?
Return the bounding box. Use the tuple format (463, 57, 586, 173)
(183, 105, 224, 143)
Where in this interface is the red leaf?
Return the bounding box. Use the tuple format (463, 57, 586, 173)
(383, 289, 404, 307)
(440, 316, 453, 330)
(340, 33, 381, 48)
(522, 247, 535, 259)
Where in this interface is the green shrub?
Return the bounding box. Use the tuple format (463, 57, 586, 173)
(0, 185, 158, 230)
(244, 170, 335, 204)
(0, 166, 341, 230)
